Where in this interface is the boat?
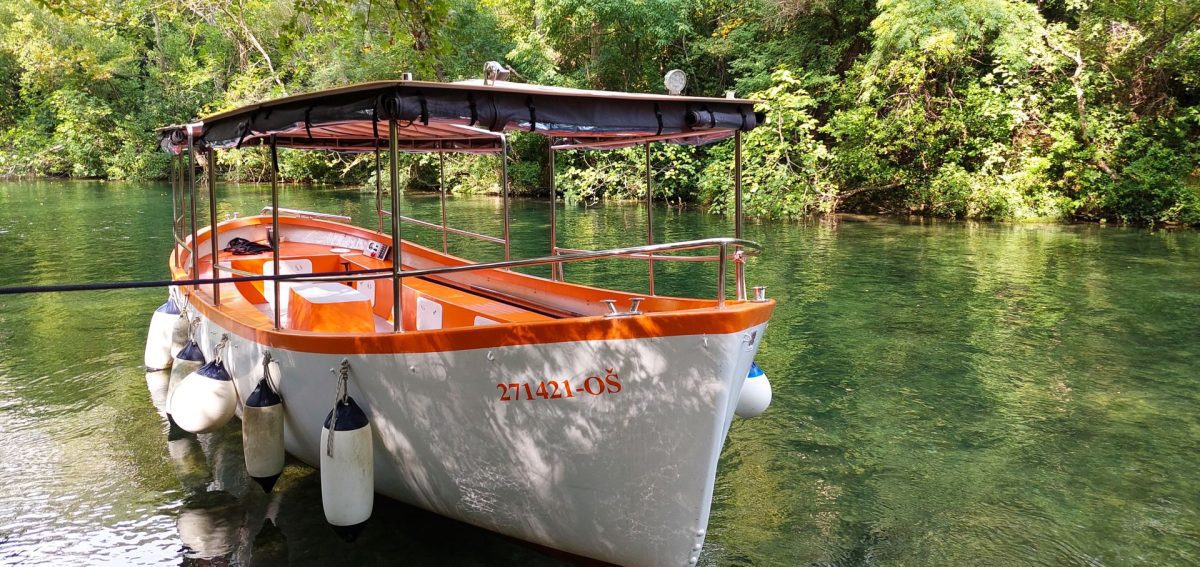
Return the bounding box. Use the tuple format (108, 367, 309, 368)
(151, 71, 775, 566)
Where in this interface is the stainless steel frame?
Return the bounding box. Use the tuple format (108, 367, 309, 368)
(260, 207, 352, 223)
(187, 127, 199, 289)
(171, 113, 754, 326)
(205, 237, 759, 310)
(207, 147, 220, 305)
(270, 135, 282, 330)
(500, 134, 511, 262)
(645, 141, 655, 296)
(389, 119, 404, 332)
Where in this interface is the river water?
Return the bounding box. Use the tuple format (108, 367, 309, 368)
(0, 180, 1198, 566)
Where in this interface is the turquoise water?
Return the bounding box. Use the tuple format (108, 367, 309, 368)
(1, 180, 1198, 565)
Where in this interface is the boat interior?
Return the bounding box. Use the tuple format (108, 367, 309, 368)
(182, 215, 720, 335)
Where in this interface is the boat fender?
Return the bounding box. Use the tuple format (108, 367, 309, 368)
(167, 339, 206, 416)
(144, 298, 180, 371)
(320, 360, 373, 542)
(170, 311, 192, 363)
(243, 354, 285, 493)
(735, 362, 772, 418)
(169, 355, 238, 434)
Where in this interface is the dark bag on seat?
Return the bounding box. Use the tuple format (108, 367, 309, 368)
(223, 237, 274, 255)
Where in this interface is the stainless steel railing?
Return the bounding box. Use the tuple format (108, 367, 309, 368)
(380, 210, 505, 245)
(260, 207, 352, 222)
(198, 237, 761, 323)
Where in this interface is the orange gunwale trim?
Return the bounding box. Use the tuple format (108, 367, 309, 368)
(173, 217, 775, 355)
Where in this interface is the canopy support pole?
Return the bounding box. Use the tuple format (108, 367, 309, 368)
(439, 145, 448, 254)
(645, 141, 655, 296)
(389, 119, 404, 332)
(270, 135, 281, 330)
(207, 147, 220, 305)
(170, 154, 179, 267)
(500, 134, 511, 262)
(187, 128, 198, 290)
(548, 145, 560, 281)
(374, 146, 383, 234)
(733, 130, 746, 301)
(734, 131, 743, 239)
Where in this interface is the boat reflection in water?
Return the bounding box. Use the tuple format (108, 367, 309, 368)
(150, 372, 562, 565)
(148, 376, 284, 565)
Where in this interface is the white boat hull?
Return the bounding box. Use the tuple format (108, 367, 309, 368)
(180, 291, 765, 566)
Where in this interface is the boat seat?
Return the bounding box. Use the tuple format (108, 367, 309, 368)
(287, 282, 374, 333)
(339, 253, 551, 329)
(263, 258, 313, 316)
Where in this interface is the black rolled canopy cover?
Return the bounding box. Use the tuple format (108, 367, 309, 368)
(192, 86, 764, 149)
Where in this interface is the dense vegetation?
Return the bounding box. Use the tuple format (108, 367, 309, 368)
(0, 0, 1197, 224)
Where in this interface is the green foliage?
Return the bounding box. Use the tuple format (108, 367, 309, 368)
(0, 0, 1196, 224)
(703, 69, 833, 218)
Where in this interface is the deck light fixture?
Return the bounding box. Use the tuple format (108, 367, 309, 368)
(664, 69, 687, 95)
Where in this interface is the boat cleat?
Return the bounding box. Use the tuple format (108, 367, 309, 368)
(602, 297, 645, 318)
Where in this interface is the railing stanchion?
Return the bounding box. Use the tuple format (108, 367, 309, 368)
(389, 119, 403, 332)
(645, 141, 655, 296)
(717, 242, 727, 309)
(270, 135, 281, 330)
(735, 250, 746, 301)
(207, 147, 220, 305)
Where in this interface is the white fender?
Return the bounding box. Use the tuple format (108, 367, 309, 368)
(320, 397, 373, 542)
(735, 362, 772, 418)
(144, 299, 180, 370)
(169, 359, 237, 434)
(243, 368, 285, 492)
(166, 340, 205, 416)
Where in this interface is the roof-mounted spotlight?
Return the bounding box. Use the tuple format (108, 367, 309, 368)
(484, 61, 511, 85)
(664, 69, 687, 95)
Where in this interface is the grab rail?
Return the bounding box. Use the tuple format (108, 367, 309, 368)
(0, 239, 762, 311)
(260, 207, 352, 222)
(265, 237, 758, 310)
(380, 210, 505, 245)
(554, 246, 721, 263)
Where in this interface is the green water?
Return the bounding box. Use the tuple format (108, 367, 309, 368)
(1, 180, 1198, 566)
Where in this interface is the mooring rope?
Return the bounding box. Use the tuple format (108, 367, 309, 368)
(214, 334, 243, 413)
(326, 358, 350, 458)
(262, 351, 283, 402)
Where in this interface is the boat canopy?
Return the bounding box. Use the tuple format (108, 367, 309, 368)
(157, 79, 764, 154)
